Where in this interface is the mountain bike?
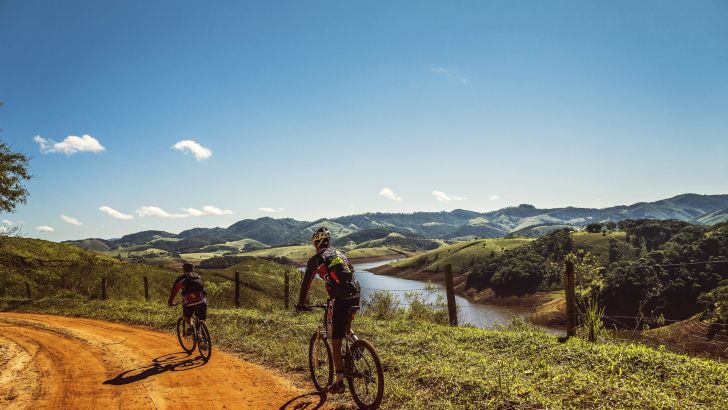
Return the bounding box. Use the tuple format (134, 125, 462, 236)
(303, 304, 384, 409)
(172, 304, 212, 362)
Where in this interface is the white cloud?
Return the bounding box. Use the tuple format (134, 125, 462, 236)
(61, 214, 82, 226)
(172, 140, 212, 161)
(182, 208, 206, 217)
(99, 206, 134, 220)
(201, 205, 233, 215)
(489, 195, 502, 201)
(431, 66, 468, 84)
(432, 190, 465, 202)
(138, 205, 233, 218)
(258, 207, 285, 213)
(34, 135, 105, 155)
(379, 188, 402, 201)
(35, 225, 54, 233)
(2, 219, 12, 225)
(181, 206, 233, 217)
(136, 206, 186, 218)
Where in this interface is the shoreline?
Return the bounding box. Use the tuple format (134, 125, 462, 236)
(370, 263, 566, 326)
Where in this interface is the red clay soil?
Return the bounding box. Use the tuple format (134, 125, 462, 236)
(0, 313, 334, 409)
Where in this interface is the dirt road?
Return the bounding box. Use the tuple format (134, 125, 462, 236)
(0, 313, 331, 409)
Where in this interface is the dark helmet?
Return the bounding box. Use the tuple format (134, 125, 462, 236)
(182, 263, 194, 273)
(311, 226, 331, 248)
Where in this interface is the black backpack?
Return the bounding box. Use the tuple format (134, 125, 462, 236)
(182, 272, 205, 295)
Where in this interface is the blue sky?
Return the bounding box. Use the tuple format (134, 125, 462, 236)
(1, 0, 727, 241)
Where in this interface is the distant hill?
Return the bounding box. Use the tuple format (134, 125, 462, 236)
(64, 193, 728, 257)
(695, 207, 728, 225)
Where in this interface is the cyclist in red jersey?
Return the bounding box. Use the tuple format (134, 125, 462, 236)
(297, 227, 361, 394)
(168, 263, 208, 335)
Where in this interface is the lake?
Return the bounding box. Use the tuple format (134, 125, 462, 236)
(354, 260, 530, 329)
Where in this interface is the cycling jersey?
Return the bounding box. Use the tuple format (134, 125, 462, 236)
(298, 246, 359, 304)
(169, 273, 207, 307)
(298, 246, 360, 340)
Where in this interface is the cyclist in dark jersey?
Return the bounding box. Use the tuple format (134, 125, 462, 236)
(168, 263, 208, 335)
(296, 227, 361, 394)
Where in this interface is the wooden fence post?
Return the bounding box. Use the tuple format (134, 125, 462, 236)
(101, 276, 107, 300)
(564, 259, 576, 338)
(25, 282, 31, 300)
(143, 276, 149, 301)
(234, 271, 241, 307)
(444, 264, 458, 326)
(284, 271, 290, 310)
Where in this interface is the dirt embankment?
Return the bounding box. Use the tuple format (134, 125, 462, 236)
(610, 316, 728, 361)
(0, 313, 332, 410)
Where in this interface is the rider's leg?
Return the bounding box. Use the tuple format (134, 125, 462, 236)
(328, 300, 348, 393)
(182, 305, 194, 335)
(196, 304, 208, 322)
(183, 305, 192, 325)
(332, 338, 344, 382)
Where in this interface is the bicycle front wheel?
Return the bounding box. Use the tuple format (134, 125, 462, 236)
(308, 332, 333, 392)
(347, 339, 384, 409)
(197, 321, 212, 362)
(176, 317, 196, 353)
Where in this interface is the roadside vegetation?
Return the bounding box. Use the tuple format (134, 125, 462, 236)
(2, 297, 726, 409)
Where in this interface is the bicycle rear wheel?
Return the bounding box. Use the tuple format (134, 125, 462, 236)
(308, 332, 333, 392)
(347, 339, 384, 409)
(197, 321, 212, 362)
(176, 317, 196, 353)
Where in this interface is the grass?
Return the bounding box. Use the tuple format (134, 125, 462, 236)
(237, 244, 411, 264)
(571, 231, 634, 265)
(238, 245, 315, 263)
(390, 232, 637, 275)
(0, 236, 322, 310)
(198, 258, 327, 309)
(3, 297, 727, 409)
(1, 236, 119, 264)
(391, 238, 533, 273)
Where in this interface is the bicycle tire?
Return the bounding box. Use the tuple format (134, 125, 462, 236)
(347, 339, 384, 409)
(197, 321, 212, 362)
(308, 332, 333, 392)
(176, 317, 196, 353)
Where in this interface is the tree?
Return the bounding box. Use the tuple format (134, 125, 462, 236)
(585, 223, 604, 233)
(0, 140, 31, 213)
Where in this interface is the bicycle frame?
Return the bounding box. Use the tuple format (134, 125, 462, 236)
(315, 306, 360, 379)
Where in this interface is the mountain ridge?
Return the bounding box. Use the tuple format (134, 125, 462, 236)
(64, 193, 728, 254)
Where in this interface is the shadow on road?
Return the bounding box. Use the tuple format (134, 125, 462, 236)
(279, 392, 327, 410)
(104, 351, 206, 386)
(278, 391, 350, 410)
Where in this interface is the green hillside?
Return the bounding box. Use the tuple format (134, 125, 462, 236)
(0, 236, 176, 301)
(386, 231, 633, 277)
(0, 236, 313, 310)
(389, 237, 533, 273)
(353, 232, 445, 252)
